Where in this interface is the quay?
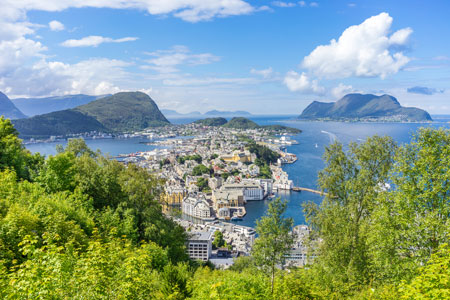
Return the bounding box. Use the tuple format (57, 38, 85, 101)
(292, 186, 328, 196)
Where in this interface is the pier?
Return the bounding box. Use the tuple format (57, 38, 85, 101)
(292, 186, 328, 196)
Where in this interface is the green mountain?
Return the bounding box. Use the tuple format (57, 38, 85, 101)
(74, 92, 169, 132)
(222, 117, 260, 129)
(221, 117, 301, 133)
(12, 94, 109, 117)
(299, 93, 432, 122)
(0, 92, 27, 119)
(193, 117, 228, 126)
(13, 92, 169, 138)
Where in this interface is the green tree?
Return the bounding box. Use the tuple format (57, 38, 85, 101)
(192, 164, 211, 176)
(371, 128, 450, 282)
(304, 136, 397, 294)
(252, 197, 294, 295)
(0, 116, 42, 180)
(212, 230, 225, 249)
(398, 243, 450, 299)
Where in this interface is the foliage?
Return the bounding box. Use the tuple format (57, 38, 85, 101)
(398, 243, 450, 299)
(194, 117, 228, 126)
(372, 128, 450, 275)
(222, 117, 259, 129)
(252, 197, 294, 295)
(195, 177, 209, 192)
(192, 164, 212, 176)
(212, 230, 225, 249)
(0, 116, 43, 180)
(248, 142, 280, 165)
(304, 136, 397, 294)
(178, 154, 202, 164)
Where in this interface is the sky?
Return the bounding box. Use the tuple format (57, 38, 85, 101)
(1, 0, 449, 114)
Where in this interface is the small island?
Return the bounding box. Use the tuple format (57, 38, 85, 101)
(299, 93, 432, 122)
(194, 117, 301, 134)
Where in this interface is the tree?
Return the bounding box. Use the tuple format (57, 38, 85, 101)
(252, 197, 294, 295)
(212, 230, 225, 249)
(371, 128, 450, 281)
(398, 243, 450, 299)
(0, 116, 42, 180)
(304, 136, 397, 293)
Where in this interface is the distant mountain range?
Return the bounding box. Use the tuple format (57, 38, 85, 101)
(0, 92, 27, 119)
(162, 109, 252, 118)
(12, 94, 110, 117)
(299, 93, 432, 122)
(12, 92, 169, 138)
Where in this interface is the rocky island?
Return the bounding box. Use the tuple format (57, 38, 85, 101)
(299, 93, 432, 122)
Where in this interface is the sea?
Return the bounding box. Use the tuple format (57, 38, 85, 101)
(25, 115, 450, 228)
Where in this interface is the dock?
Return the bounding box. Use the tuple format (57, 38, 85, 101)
(292, 186, 328, 196)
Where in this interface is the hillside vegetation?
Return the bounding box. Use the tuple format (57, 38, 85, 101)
(195, 116, 302, 134)
(1, 116, 450, 299)
(12, 92, 170, 137)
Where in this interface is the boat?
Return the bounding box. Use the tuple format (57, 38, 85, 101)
(231, 216, 243, 221)
(315, 143, 318, 148)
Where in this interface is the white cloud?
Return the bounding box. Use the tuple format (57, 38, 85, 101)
(0, 58, 131, 97)
(0, 37, 47, 76)
(61, 35, 138, 47)
(310, 2, 319, 7)
(143, 46, 220, 73)
(272, 1, 296, 8)
(331, 83, 357, 99)
(298, 1, 306, 7)
(302, 12, 412, 79)
(162, 77, 256, 86)
(3, 0, 255, 23)
(250, 67, 273, 78)
(283, 71, 324, 94)
(49, 20, 64, 31)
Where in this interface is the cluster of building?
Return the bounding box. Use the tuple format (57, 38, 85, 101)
(118, 123, 310, 266)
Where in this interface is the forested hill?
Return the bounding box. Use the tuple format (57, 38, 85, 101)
(12, 91, 170, 137)
(299, 93, 432, 122)
(221, 117, 302, 134)
(0, 91, 27, 120)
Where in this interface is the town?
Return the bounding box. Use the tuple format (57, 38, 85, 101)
(116, 122, 311, 267)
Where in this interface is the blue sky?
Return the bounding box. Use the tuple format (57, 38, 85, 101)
(1, 0, 449, 114)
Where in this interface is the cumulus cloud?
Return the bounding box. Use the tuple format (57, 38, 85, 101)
(49, 20, 64, 31)
(61, 35, 138, 47)
(331, 83, 357, 98)
(3, 0, 255, 23)
(250, 67, 273, 78)
(143, 45, 220, 73)
(0, 58, 130, 97)
(283, 71, 325, 94)
(407, 86, 444, 95)
(302, 12, 412, 79)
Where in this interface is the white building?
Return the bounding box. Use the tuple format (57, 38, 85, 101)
(187, 231, 212, 261)
(221, 182, 264, 201)
(182, 194, 213, 220)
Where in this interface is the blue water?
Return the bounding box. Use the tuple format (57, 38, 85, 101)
(26, 115, 450, 228)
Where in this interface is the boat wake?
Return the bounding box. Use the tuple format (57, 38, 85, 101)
(321, 130, 337, 143)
